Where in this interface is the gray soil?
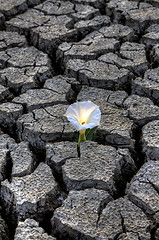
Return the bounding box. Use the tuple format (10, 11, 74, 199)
(0, 0, 159, 239)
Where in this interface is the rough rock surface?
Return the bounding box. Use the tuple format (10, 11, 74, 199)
(71, 0, 105, 9)
(53, 190, 150, 240)
(0, 46, 50, 68)
(46, 141, 78, 175)
(0, 132, 16, 150)
(57, 32, 119, 63)
(0, 102, 23, 131)
(151, 43, 159, 65)
(106, 0, 159, 34)
(127, 161, 159, 217)
(14, 219, 56, 240)
(0, 214, 9, 240)
(0, 13, 5, 30)
(0, 84, 10, 102)
(1, 163, 59, 221)
(155, 228, 159, 239)
(99, 52, 146, 76)
(13, 88, 68, 111)
(0, 46, 52, 93)
(74, 15, 110, 36)
(53, 188, 112, 239)
(62, 141, 136, 195)
(120, 41, 148, 76)
(142, 120, 159, 161)
(10, 141, 34, 177)
(66, 58, 130, 90)
(132, 67, 159, 104)
(13, 75, 77, 111)
(123, 95, 159, 126)
(0, 0, 28, 18)
(5, 2, 102, 54)
(0, 132, 17, 181)
(77, 85, 128, 107)
(0, 0, 159, 239)
(57, 24, 136, 66)
(0, 31, 26, 51)
(97, 103, 134, 147)
(16, 104, 72, 148)
(142, 25, 159, 49)
(0, 149, 9, 181)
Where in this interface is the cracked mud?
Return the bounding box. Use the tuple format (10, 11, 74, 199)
(0, 0, 159, 239)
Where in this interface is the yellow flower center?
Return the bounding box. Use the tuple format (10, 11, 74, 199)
(80, 121, 87, 125)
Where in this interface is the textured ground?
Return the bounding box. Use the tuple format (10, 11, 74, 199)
(0, 0, 159, 239)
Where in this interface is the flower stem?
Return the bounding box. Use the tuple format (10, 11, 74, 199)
(78, 129, 86, 147)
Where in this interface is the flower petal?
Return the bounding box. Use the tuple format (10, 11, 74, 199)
(66, 102, 81, 122)
(88, 107, 101, 125)
(78, 101, 98, 123)
(65, 101, 101, 131)
(66, 116, 81, 131)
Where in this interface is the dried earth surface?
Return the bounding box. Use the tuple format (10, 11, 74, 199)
(0, 0, 159, 239)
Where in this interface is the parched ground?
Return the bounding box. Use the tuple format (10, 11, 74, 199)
(0, 0, 159, 239)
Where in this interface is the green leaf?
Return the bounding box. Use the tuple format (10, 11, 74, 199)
(85, 128, 91, 136)
(73, 127, 98, 142)
(86, 126, 98, 140)
(73, 131, 79, 142)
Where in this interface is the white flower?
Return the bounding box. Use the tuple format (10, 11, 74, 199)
(66, 101, 101, 131)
